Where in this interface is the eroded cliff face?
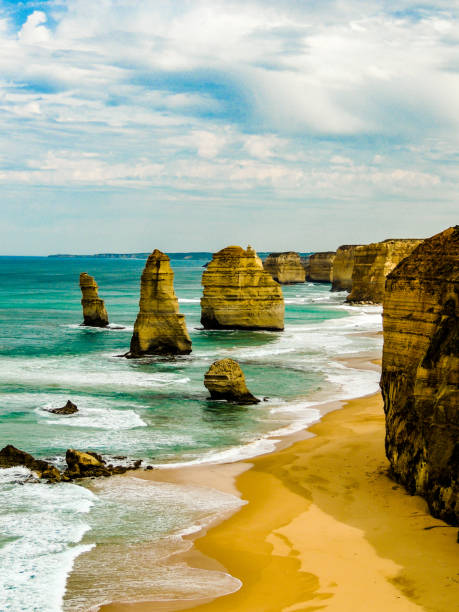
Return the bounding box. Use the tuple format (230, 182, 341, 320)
(263, 252, 306, 284)
(79, 273, 109, 327)
(128, 250, 192, 356)
(331, 245, 361, 292)
(347, 239, 422, 304)
(201, 245, 284, 330)
(308, 252, 335, 283)
(380, 226, 458, 525)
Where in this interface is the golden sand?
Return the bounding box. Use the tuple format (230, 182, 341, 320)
(102, 393, 458, 612)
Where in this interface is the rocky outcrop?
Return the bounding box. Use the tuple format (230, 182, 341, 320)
(79, 273, 109, 327)
(127, 250, 192, 357)
(204, 358, 260, 404)
(263, 252, 306, 284)
(47, 400, 78, 415)
(63, 449, 141, 479)
(380, 226, 458, 525)
(331, 245, 361, 292)
(347, 239, 422, 304)
(308, 252, 335, 283)
(201, 246, 284, 331)
(0, 445, 62, 481)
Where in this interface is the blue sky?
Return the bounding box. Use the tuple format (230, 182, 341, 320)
(0, 0, 458, 254)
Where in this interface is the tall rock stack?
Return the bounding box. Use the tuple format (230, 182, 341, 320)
(128, 250, 192, 356)
(263, 252, 306, 284)
(201, 245, 284, 331)
(347, 239, 422, 304)
(380, 226, 458, 525)
(331, 245, 361, 292)
(307, 252, 335, 282)
(79, 273, 109, 327)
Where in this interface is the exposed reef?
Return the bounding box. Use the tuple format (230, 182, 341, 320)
(380, 226, 458, 525)
(0, 445, 62, 481)
(201, 246, 284, 331)
(204, 358, 260, 404)
(47, 400, 78, 415)
(263, 252, 306, 284)
(347, 239, 422, 304)
(307, 252, 335, 283)
(127, 249, 192, 357)
(331, 245, 361, 292)
(79, 273, 109, 327)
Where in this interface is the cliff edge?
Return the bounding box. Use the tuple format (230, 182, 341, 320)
(380, 226, 458, 525)
(347, 239, 422, 304)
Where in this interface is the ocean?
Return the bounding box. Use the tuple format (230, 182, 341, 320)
(0, 254, 383, 611)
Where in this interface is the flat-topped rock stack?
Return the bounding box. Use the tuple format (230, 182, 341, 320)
(79, 273, 109, 327)
(263, 252, 306, 284)
(201, 246, 284, 331)
(127, 249, 192, 357)
(204, 358, 260, 404)
(347, 239, 422, 304)
(331, 245, 361, 292)
(380, 226, 458, 525)
(307, 251, 335, 283)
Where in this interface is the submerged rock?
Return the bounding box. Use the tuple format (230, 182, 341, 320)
(201, 245, 284, 331)
(308, 252, 335, 283)
(0, 445, 61, 482)
(127, 249, 192, 357)
(79, 273, 109, 327)
(347, 239, 422, 304)
(47, 400, 78, 415)
(204, 358, 260, 404)
(331, 245, 361, 292)
(380, 226, 459, 525)
(263, 252, 306, 284)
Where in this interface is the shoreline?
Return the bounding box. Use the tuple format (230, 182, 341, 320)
(100, 389, 458, 612)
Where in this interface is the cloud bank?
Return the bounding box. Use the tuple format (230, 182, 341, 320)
(0, 0, 458, 253)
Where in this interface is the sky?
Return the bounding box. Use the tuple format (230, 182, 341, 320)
(0, 0, 458, 255)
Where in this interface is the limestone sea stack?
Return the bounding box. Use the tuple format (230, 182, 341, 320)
(204, 358, 260, 404)
(263, 252, 306, 284)
(331, 245, 361, 292)
(79, 273, 109, 327)
(201, 246, 284, 331)
(380, 226, 458, 525)
(347, 239, 422, 304)
(128, 250, 192, 357)
(307, 251, 335, 283)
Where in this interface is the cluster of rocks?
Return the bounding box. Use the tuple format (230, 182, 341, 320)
(0, 444, 143, 483)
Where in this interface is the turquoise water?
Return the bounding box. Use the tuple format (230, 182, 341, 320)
(0, 255, 383, 611)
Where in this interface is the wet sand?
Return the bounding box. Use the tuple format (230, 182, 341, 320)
(102, 392, 458, 612)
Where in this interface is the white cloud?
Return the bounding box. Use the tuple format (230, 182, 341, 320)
(18, 11, 51, 44)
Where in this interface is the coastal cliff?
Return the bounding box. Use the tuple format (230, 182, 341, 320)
(331, 245, 361, 292)
(308, 252, 335, 283)
(347, 239, 422, 304)
(201, 246, 284, 330)
(380, 226, 458, 525)
(263, 252, 306, 284)
(128, 250, 192, 356)
(79, 273, 109, 327)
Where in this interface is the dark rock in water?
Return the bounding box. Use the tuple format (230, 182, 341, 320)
(64, 448, 112, 479)
(204, 358, 260, 405)
(48, 400, 78, 415)
(0, 445, 61, 482)
(63, 449, 144, 479)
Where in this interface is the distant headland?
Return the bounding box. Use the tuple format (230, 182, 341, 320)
(48, 252, 213, 259)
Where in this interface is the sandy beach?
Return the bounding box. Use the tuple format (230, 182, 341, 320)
(101, 391, 458, 612)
